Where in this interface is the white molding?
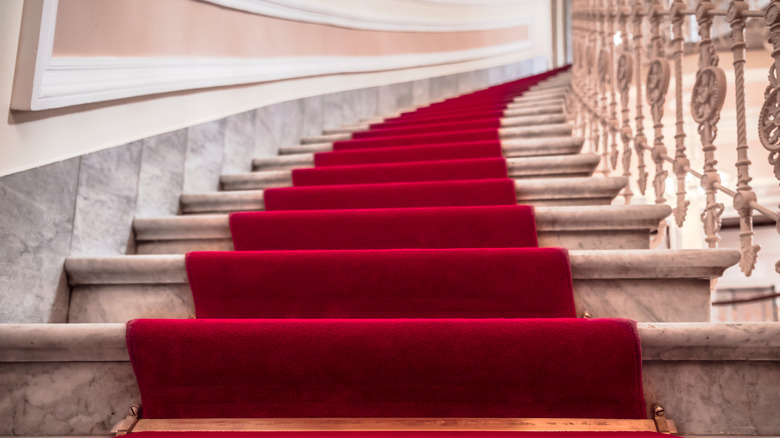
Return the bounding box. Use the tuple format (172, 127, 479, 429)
(31, 40, 533, 110)
(200, 0, 530, 32)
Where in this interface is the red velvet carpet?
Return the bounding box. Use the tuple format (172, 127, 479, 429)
(124, 67, 660, 436)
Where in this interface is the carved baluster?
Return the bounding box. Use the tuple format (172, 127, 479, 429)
(598, 3, 612, 175)
(591, 5, 603, 156)
(646, 0, 670, 205)
(617, 0, 634, 202)
(632, 0, 649, 195)
(670, 1, 693, 226)
(607, 0, 621, 171)
(727, 0, 762, 275)
(758, 1, 780, 274)
(692, 0, 728, 248)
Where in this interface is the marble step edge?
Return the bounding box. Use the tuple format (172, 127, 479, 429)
(133, 204, 673, 242)
(222, 154, 601, 191)
(179, 176, 627, 214)
(317, 113, 567, 138)
(278, 135, 584, 156)
(296, 123, 573, 150)
(2, 318, 774, 363)
(63, 249, 739, 287)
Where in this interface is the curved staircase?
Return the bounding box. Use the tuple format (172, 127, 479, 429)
(1, 67, 778, 438)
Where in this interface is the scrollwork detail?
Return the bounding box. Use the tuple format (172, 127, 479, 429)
(646, 59, 671, 105)
(691, 66, 728, 124)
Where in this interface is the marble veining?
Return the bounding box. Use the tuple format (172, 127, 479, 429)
(222, 110, 256, 174)
(255, 99, 303, 157)
(135, 129, 187, 217)
(643, 361, 780, 435)
(182, 119, 226, 193)
(70, 142, 143, 256)
(0, 158, 80, 323)
(0, 362, 139, 436)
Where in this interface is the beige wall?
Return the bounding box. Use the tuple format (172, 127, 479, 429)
(1, 0, 552, 177)
(52, 0, 528, 58)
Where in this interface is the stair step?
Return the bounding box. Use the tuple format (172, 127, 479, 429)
(63, 248, 739, 323)
(279, 135, 584, 157)
(2, 321, 772, 437)
(331, 105, 566, 136)
(133, 204, 672, 255)
(316, 113, 568, 138)
(223, 154, 601, 191)
(180, 176, 627, 214)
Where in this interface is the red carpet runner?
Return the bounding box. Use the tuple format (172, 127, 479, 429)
(124, 67, 667, 438)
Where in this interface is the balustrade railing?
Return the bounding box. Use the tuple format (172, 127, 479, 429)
(571, 0, 780, 276)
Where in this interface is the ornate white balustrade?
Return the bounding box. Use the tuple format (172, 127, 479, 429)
(570, 0, 780, 276)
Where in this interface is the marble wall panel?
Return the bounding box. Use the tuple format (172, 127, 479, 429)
(391, 82, 414, 112)
(321, 91, 348, 130)
(428, 75, 460, 102)
(135, 129, 187, 217)
(222, 110, 256, 174)
(359, 86, 380, 119)
(411, 79, 430, 107)
(301, 94, 324, 138)
(0, 361, 139, 436)
(255, 99, 304, 157)
(472, 69, 491, 91)
(69, 142, 143, 256)
(644, 360, 780, 435)
(376, 84, 397, 116)
(487, 64, 506, 86)
(0, 159, 79, 323)
(457, 71, 479, 94)
(182, 119, 226, 193)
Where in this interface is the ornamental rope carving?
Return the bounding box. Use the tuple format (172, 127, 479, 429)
(727, 0, 761, 274)
(632, 1, 649, 195)
(670, 0, 692, 227)
(647, 0, 670, 206)
(616, 0, 633, 203)
(693, 0, 726, 249)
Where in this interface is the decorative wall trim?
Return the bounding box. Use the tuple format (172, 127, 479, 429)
(201, 0, 530, 32)
(32, 41, 533, 110)
(12, 0, 534, 110)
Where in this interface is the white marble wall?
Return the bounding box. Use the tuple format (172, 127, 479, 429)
(0, 56, 546, 323)
(135, 129, 188, 217)
(0, 159, 79, 323)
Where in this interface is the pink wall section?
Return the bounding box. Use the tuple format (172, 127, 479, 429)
(52, 0, 529, 58)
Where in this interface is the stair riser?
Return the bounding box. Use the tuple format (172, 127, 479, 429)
(65, 277, 709, 324)
(222, 155, 600, 191)
(65, 247, 738, 324)
(311, 114, 568, 139)
(2, 320, 775, 437)
(280, 133, 579, 156)
(5, 355, 775, 437)
(180, 177, 626, 215)
(135, 230, 657, 255)
(133, 205, 671, 254)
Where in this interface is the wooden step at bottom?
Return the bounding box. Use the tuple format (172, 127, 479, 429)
(2, 321, 776, 437)
(179, 176, 627, 214)
(277, 136, 585, 157)
(132, 205, 672, 255)
(63, 248, 738, 324)
(223, 154, 601, 191)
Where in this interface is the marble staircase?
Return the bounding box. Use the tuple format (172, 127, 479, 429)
(1, 71, 779, 438)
